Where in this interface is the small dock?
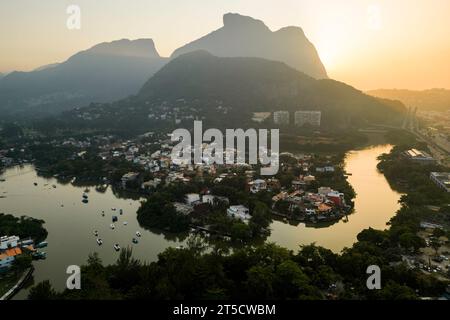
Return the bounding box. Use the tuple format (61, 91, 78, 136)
(0, 267, 34, 300)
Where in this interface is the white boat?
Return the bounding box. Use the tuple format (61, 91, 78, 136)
(111, 207, 116, 211)
(96, 238, 103, 245)
(113, 244, 120, 251)
(123, 221, 128, 226)
(93, 230, 98, 237)
(136, 231, 141, 237)
(110, 224, 115, 229)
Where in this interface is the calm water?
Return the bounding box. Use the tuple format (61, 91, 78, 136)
(268, 144, 402, 252)
(0, 144, 401, 298)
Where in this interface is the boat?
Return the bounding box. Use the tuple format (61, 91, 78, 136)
(101, 213, 105, 217)
(119, 209, 123, 215)
(82, 193, 88, 199)
(112, 216, 118, 222)
(111, 207, 116, 211)
(33, 182, 38, 186)
(136, 231, 141, 237)
(93, 230, 99, 237)
(21, 239, 34, 246)
(96, 238, 103, 245)
(132, 238, 138, 244)
(123, 221, 128, 226)
(110, 224, 115, 229)
(36, 241, 48, 248)
(52, 185, 57, 188)
(82, 198, 89, 204)
(32, 251, 46, 260)
(113, 244, 120, 251)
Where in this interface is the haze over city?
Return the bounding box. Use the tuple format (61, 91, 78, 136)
(1, 0, 450, 90)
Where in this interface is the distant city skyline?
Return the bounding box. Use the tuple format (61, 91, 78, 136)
(1, 0, 449, 90)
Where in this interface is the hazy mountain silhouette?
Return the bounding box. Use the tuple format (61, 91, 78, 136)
(367, 88, 450, 111)
(171, 13, 328, 79)
(0, 39, 167, 117)
(137, 51, 404, 127)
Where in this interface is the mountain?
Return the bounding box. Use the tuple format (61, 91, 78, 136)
(367, 89, 450, 112)
(33, 63, 60, 72)
(117, 51, 403, 129)
(0, 39, 168, 118)
(171, 13, 328, 79)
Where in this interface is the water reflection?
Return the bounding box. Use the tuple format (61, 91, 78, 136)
(267, 144, 402, 253)
(1, 144, 401, 298)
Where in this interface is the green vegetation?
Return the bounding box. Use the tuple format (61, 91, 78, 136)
(137, 192, 191, 233)
(0, 213, 48, 243)
(28, 240, 445, 300)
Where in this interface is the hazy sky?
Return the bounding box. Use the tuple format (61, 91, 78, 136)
(1, 0, 449, 90)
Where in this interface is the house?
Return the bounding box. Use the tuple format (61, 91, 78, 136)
(292, 180, 306, 190)
(202, 195, 229, 205)
(318, 187, 333, 196)
(0, 236, 19, 250)
(173, 202, 194, 216)
(430, 172, 450, 192)
(141, 178, 161, 190)
(316, 166, 335, 173)
(227, 205, 251, 222)
(121, 172, 139, 188)
(0, 236, 23, 269)
(248, 179, 267, 193)
(0, 247, 22, 269)
(403, 149, 436, 164)
(327, 191, 345, 207)
(185, 193, 201, 206)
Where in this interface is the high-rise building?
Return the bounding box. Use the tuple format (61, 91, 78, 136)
(294, 111, 321, 126)
(273, 111, 290, 125)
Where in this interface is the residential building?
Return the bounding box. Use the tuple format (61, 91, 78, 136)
(121, 172, 139, 188)
(273, 111, 290, 125)
(227, 205, 251, 222)
(430, 172, 450, 192)
(248, 179, 267, 193)
(0, 236, 19, 250)
(185, 193, 201, 206)
(295, 111, 321, 126)
(173, 202, 194, 216)
(403, 149, 436, 164)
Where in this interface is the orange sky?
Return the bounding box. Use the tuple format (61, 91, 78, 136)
(1, 0, 449, 90)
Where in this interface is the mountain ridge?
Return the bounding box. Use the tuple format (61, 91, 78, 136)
(0, 39, 167, 118)
(367, 88, 450, 111)
(171, 13, 328, 79)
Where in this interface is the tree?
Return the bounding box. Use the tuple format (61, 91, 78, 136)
(12, 254, 32, 275)
(28, 280, 57, 300)
(249, 201, 272, 237)
(430, 239, 441, 256)
(245, 265, 274, 299)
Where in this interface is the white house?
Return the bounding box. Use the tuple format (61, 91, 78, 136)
(227, 205, 251, 222)
(249, 179, 267, 193)
(0, 236, 19, 250)
(185, 193, 201, 206)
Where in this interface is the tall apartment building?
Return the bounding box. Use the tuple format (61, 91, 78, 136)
(273, 111, 290, 125)
(294, 111, 321, 126)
